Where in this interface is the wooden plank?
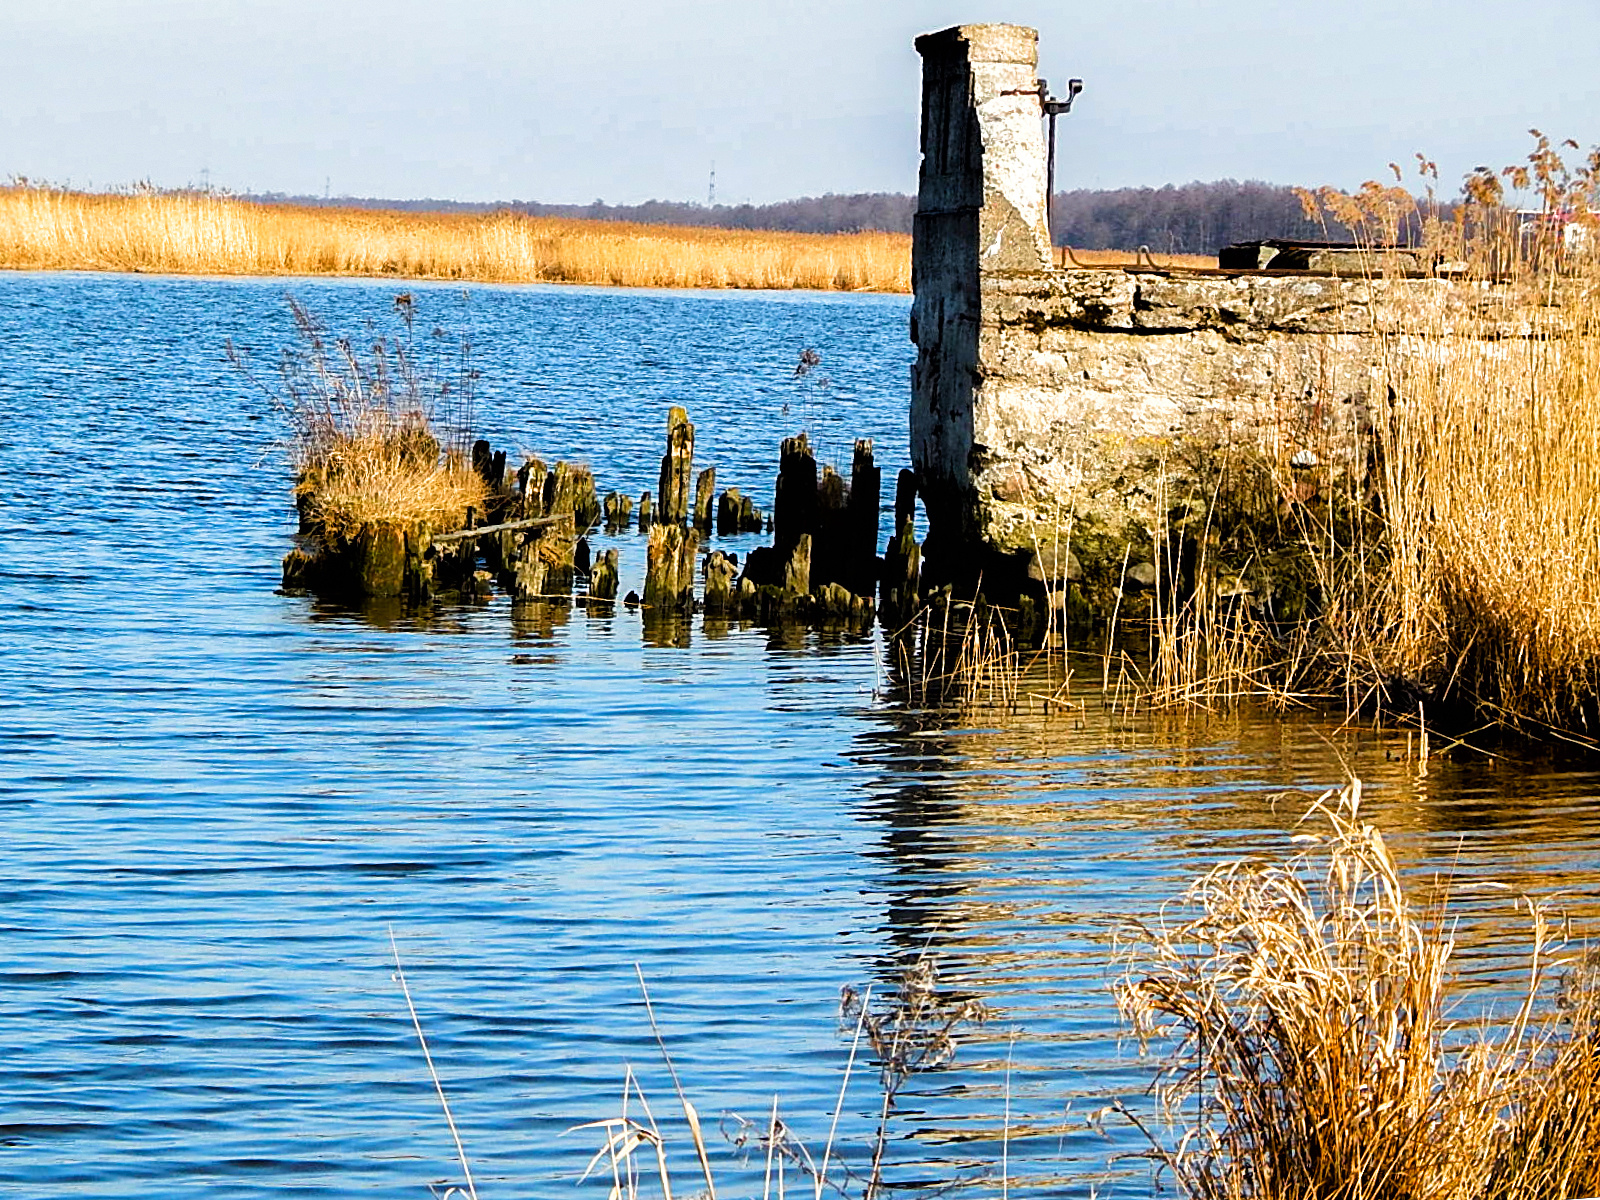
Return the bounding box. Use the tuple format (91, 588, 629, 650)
(430, 514, 569, 544)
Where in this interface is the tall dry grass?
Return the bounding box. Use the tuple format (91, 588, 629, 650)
(1310, 138, 1600, 730)
(1117, 136, 1600, 733)
(1117, 777, 1600, 1200)
(0, 185, 910, 292)
(238, 296, 485, 543)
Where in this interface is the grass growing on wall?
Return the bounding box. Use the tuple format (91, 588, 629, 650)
(1113, 135, 1600, 735)
(0, 185, 912, 293)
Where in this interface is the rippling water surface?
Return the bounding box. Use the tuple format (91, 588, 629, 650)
(3, 271, 1600, 1198)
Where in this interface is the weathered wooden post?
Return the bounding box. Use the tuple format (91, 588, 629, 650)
(603, 491, 633, 533)
(702, 549, 739, 614)
(590, 548, 619, 601)
(572, 467, 601, 533)
(881, 469, 922, 625)
(657, 406, 694, 525)
(357, 521, 407, 597)
(637, 490, 654, 530)
(848, 439, 882, 595)
(693, 466, 716, 533)
(644, 523, 698, 611)
(773, 433, 818, 564)
(812, 465, 849, 589)
(516, 456, 547, 517)
(716, 488, 742, 536)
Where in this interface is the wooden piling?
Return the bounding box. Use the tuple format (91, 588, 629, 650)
(848, 439, 882, 595)
(781, 532, 811, 598)
(638, 490, 654, 530)
(589, 548, 619, 601)
(717, 488, 741, 537)
(774, 433, 817, 554)
(644, 523, 698, 612)
(702, 549, 738, 614)
(356, 522, 408, 597)
(603, 491, 633, 533)
(693, 466, 716, 533)
(813, 464, 849, 589)
(516, 456, 547, 517)
(894, 468, 917, 533)
(881, 509, 921, 625)
(657, 406, 694, 525)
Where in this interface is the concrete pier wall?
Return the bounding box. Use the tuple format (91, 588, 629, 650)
(909, 23, 1467, 612)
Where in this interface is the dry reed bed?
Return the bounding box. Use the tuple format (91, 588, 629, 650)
(1111, 140, 1600, 734)
(0, 187, 911, 292)
(1118, 777, 1600, 1200)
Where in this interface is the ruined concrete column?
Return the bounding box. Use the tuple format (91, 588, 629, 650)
(910, 24, 1051, 590)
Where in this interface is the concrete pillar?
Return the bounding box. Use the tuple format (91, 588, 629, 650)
(910, 24, 1051, 589)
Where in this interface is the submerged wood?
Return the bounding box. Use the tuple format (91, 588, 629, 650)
(589, 548, 620, 601)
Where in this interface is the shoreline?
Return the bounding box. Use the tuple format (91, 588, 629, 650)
(0, 186, 912, 293)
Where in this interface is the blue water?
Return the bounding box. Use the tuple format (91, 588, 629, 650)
(3, 271, 1599, 1199)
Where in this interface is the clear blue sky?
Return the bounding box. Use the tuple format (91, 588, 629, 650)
(2, 0, 1596, 204)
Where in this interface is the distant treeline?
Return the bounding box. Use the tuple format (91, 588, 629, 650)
(251, 180, 1350, 253)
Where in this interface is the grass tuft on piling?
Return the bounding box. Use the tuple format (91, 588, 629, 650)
(238, 295, 486, 550)
(1116, 776, 1600, 1200)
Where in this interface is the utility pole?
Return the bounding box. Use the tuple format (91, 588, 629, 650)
(708, 161, 716, 207)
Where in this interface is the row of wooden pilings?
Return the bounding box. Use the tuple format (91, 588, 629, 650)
(633, 406, 921, 625)
(284, 404, 924, 627)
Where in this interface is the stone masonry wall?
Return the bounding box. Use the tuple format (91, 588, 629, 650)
(909, 23, 1505, 615)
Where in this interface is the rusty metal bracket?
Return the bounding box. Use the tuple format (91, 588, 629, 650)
(1038, 78, 1083, 242)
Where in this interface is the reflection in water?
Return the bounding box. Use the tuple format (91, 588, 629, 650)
(846, 663, 1600, 1196)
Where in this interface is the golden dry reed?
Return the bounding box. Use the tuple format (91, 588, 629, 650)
(1118, 777, 1600, 1200)
(0, 185, 910, 293)
(255, 298, 486, 543)
(1122, 135, 1600, 732)
(1303, 136, 1600, 730)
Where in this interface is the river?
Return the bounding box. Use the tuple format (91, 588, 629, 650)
(3, 271, 1598, 1198)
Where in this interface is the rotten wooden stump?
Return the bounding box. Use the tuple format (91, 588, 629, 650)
(657, 406, 694, 525)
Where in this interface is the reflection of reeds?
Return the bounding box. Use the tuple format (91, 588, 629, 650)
(888, 595, 1024, 712)
(0, 185, 910, 292)
(1117, 777, 1600, 1200)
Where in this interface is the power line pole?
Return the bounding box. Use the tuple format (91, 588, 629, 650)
(708, 161, 716, 208)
